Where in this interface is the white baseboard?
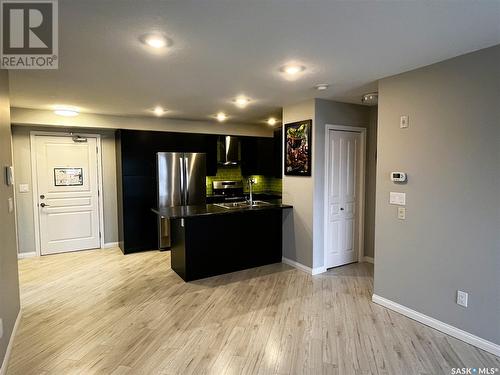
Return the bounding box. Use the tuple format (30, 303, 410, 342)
(282, 257, 326, 275)
(17, 252, 36, 259)
(372, 294, 500, 357)
(0, 309, 21, 375)
(103, 242, 119, 249)
(363, 256, 374, 264)
(312, 266, 327, 275)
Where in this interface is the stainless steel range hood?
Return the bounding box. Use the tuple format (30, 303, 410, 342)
(217, 136, 240, 165)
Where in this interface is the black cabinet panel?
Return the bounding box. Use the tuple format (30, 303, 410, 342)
(122, 175, 157, 252)
(273, 127, 282, 178)
(171, 209, 283, 281)
(240, 136, 276, 177)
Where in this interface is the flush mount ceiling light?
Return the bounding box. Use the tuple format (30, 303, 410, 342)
(53, 106, 79, 117)
(233, 96, 251, 108)
(315, 83, 329, 91)
(152, 106, 167, 116)
(267, 117, 277, 126)
(216, 112, 227, 122)
(140, 33, 170, 49)
(280, 64, 306, 77)
(361, 92, 378, 105)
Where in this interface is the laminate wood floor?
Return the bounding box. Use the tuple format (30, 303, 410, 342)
(7, 248, 499, 375)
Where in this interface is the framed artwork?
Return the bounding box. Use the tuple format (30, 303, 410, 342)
(284, 119, 312, 176)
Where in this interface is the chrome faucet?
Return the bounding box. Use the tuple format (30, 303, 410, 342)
(247, 178, 256, 206)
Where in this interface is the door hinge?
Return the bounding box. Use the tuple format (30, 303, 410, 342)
(99, 232, 102, 239)
(98, 189, 100, 197)
(96, 146, 98, 153)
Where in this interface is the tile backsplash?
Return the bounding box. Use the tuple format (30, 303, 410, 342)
(206, 166, 282, 195)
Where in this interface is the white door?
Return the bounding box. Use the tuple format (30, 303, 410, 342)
(326, 130, 361, 268)
(34, 135, 101, 255)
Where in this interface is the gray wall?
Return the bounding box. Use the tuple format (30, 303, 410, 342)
(0, 71, 20, 368)
(374, 45, 500, 344)
(12, 126, 118, 254)
(282, 98, 375, 269)
(313, 99, 371, 268)
(364, 106, 378, 258)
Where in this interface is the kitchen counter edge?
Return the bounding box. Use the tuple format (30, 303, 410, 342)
(152, 201, 292, 219)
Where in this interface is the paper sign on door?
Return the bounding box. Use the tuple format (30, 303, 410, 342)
(54, 168, 83, 186)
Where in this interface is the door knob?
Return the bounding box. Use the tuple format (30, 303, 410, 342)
(340, 207, 344, 211)
(40, 203, 50, 207)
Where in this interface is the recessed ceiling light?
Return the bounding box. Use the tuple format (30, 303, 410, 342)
(267, 117, 277, 126)
(216, 112, 227, 122)
(233, 96, 250, 108)
(315, 83, 329, 91)
(54, 106, 79, 117)
(140, 33, 169, 49)
(280, 64, 306, 76)
(152, 106, 167, 116)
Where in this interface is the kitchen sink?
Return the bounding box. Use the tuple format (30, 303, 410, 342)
(214, 200, 273, 209)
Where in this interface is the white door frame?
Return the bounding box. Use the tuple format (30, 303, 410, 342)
(30, 131, 105, 256)
(323, 124, 366, 268)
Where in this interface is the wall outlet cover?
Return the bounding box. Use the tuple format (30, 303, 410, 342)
(19, 183, 29, 193)
(389, 192, 406, 206)
(457, 290, 468, 307)
(400, 115, 409, 128)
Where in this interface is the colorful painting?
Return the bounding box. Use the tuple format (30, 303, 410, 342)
(284, 120, 312, 176)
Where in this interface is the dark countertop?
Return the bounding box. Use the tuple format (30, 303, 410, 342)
(152, 200, 292, 219)
(205, 192, 282, 198)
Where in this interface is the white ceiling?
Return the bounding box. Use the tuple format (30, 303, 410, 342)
(8, 0, 500, 124)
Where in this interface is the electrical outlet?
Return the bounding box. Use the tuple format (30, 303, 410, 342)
(0, 318, 3, 339)
(457, 290, 468, 307)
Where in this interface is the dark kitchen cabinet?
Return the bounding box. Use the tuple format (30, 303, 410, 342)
(116, 129, 217, 254)
(240, 136, 277, 177)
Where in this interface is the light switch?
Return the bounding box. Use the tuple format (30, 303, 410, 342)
(400, 115, 409, 128)
(389, 192, 406, 205)
(19, 183, 29, 193)
(397, 207, 406, 220)
(8, 197, 13, 213)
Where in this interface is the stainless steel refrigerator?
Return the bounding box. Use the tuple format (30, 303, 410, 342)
(157, 152, 206, 248)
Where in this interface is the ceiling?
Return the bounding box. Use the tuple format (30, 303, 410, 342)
(8, 0, 500, 124)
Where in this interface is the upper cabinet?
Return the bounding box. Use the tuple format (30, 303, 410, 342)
(118, 130, 218, 177)
(240, 135, 280, 177)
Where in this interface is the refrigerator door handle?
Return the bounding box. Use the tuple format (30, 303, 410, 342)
(179, 157, 185, 205)
(184, 156, 189, 205)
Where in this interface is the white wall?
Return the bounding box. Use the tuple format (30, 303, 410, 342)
(282, 100, 315, 267)
(374, 45, 500, 345)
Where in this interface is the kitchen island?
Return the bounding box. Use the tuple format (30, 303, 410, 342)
(153, 201, 292, 281)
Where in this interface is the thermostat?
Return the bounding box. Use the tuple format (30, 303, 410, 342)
(390, 172, 407, 183)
